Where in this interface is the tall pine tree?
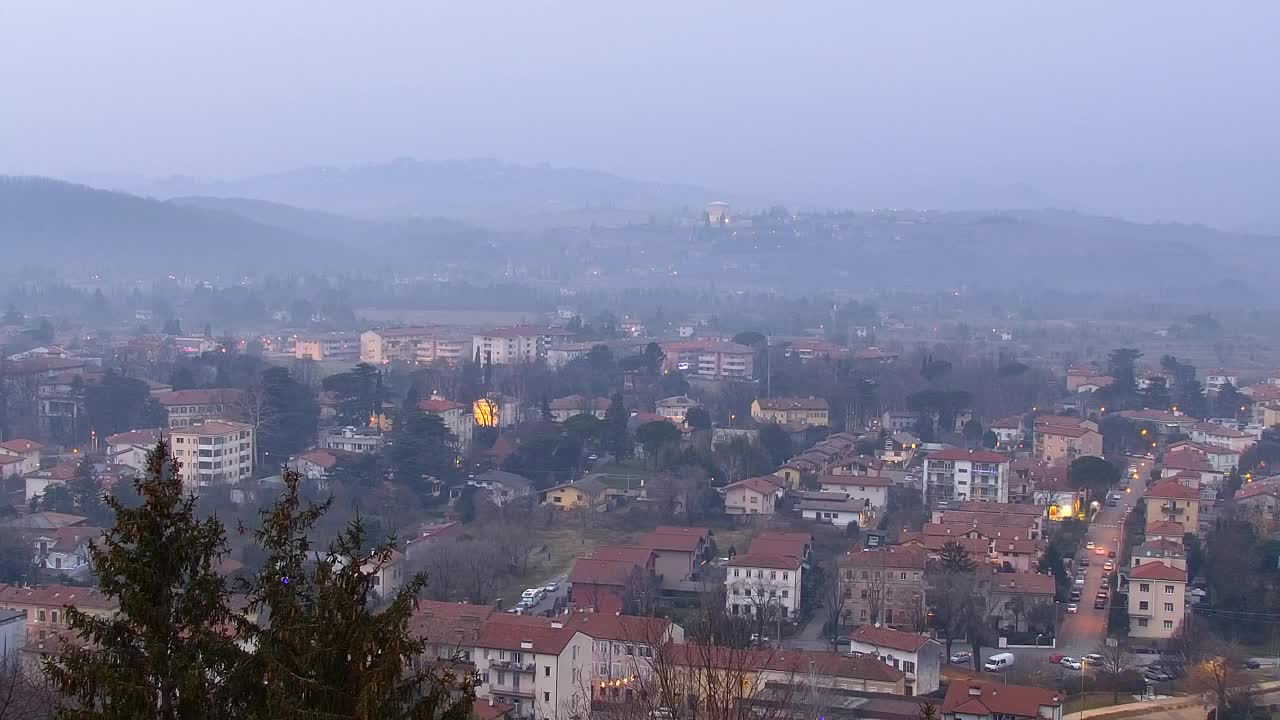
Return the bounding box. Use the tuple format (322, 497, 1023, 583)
(45, 441, 250, 720)
(241, 470, 475, 719)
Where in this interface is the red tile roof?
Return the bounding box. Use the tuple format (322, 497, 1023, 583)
(840, 546, 927, 570)
(474, 619, 577, 654)
(898, 533, 990, 557)
(1167, 440, 1240, 457)
(569, 558, 638, 587)
(1161, 453, 1215, 473)
(588, 545, 656, 565)
(989, 573, 1055, 596)
(666, 645, 904, 683)
(472, 699, 514, 720)
(104, 429, 163, 446)
(1035, 424, 1094, 438)
(639, 527, 707, 553)
(1235, 480, 1280, 501)
(558, 613, 672, 643)
(1192, 422, 1250, 439)
(1129, 562, 1186, 582)
(727, 553, 802, 570)
(724, 476, 785, 495)
(0, 456, 22, 467)
(0, 583, 116, 611)
(926, 449, 1009, 464)
(172, 420, 249, 436)
(1146, 480, 1201, 500)
(1143, 520, 1187, 537)
(942, 680, 1062, 718)
(0, 439, 42, 454)
(849, 625, 933, 653)
(419, 398, 465, 413)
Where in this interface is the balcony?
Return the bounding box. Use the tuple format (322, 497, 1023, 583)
(1129, 604, 1154, 617)
(489, 659, 537, 673)
(492, 682, 536, 698)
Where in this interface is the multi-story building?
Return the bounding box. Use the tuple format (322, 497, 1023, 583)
(726, 553, 803, 620)
(1128, 561, 1187, 640)
(472, 326, 567, 365)
(750, 397, 830, 427)
(294, 332, 359, 362)
(838, 546, 928, 630)
(989, 416, 1024, 449)
(472, 618, 592, 719)
(658, 341, 754, 380)
(1165, 441, 1240, 473)
(419, 397, 474, 451)
(1189, 422, 1255, 453)
(849, 625, 942, 696)
(0, 583, 115, 644)
(547, 395, 610, 422)
(153, 388, 245, 428)
(1144, 480, 1201, 537)
(168, 420, 254, 493)
(722, 476, 785, 516)
(0, 439, 42, 476)
(1033, 423, 1102, 464)
(319, 426, 385, 453)
(105, 429, 163, 470)
(922, 449, 1010, 505)
(1234, 478, 1280, 529)
(360, 327, 434, 364)
(558, 614, 683, 707)
(655, 395, 700, 423)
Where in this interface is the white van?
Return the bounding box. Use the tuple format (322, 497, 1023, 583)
(983, 653, 1015, 672)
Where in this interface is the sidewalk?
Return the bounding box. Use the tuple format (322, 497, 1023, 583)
(1075, 680, 1280, 719)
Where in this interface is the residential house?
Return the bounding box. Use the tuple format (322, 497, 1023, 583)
(0, 583, 116, 644)
(1143, 520, 1187, 544)
(751, 397, 830, 427)
(1128, 561, 1187, 640)
(1204, 370, 1238, 394)
(838, 546, 928, 630)
(168, 420, 254, 493)
(797, 492, 871, 529)
(541, 477, 610, 511)
(548, 395, 610, 422)
(818, 474, 890, 509)
(568, 546, 656, 615)
(657, 340, 754, 380)
(1033, 422, 1102, 464)
(104, 429, 163, 471)
(881, 412, 919, 434)
(989, 416, 1024, 449)
(849, 625, 942, 696)
(941, 680, 1063, 720)
(1232, 479, 1280, 530)
(22, 462, 76, 504)
(558, 613, 684, 706)
(288, 448, 346, 480)
(402, 521, 466, 561)
(1189, 422, 1255, 453)
(725, 554, 803, 620)
(722, 476, 785, 516)
(1117, 409, 1197, 436)
(655, 395, 700, 423)
(935, 501, 1046, 539)
(880, 432, 920, 466)
(1165, 440, 1240, 473)
(31, 525, 103, 579)
(472, 617, 593, 719)
(362, 549, 405, 600)
(665, 645, 906, 702)
(636, 526, 712, 584)
(294, 332, 358, 361)
(152, 388, 245, 428)
(419, 396, 474, 451)
(1145, 481, 1201, 537)
(988, 573, 1056, 632)
(0, 439, 42, 476)
(1159, 452, 1223, 489)
(1131, 539, 1187, 572)
(923, 449, 1011, 505)
(991, 539, 1045, 573)
(471, 470, 534, 507)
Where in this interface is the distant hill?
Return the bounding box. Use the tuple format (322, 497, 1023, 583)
(0, 176, 327, 272)
(166, 196, 495, 260)
(104, 158, 721, 229)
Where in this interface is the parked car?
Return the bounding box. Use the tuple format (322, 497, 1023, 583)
(1083, 653, 1105, 665)
(1094, 599, 1107, 610)
(543, 582, 559, 592)
(1070, 589, 1081, 601)
(1049, 653, 1066, 664)
(1074, 577, 1085, 587)
(950, 651, 972, 665)
(1080, 557, 1091, 567)
(1131, 646, 1157, 655)
(1094, 546, 1107, 556)
(1108, 550, 1117, 558)
(1144, 669, 1174, 682)
(1244, 660, 1262, 669)
(1104, 561, 1114, 571)
(1061, 657, 1082, 670)
(1066, 603, 1079, 614)
(1086, 541, 1095, 550)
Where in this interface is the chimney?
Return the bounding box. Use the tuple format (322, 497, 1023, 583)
(520, 640, 534, 650)
(551, 620, 563, 629)
(488, 697, 495, 707)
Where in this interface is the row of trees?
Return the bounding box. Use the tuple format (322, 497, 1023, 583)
(43, 441, 475, 720)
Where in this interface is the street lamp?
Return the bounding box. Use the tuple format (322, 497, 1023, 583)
(1079, 658, 1086, 720)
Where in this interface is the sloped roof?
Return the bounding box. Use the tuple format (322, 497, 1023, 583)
(942, 680, 1062, 717)
(2, 512, 87, 530)
(818, 474, 890, 488)
(926, 448, 1009, 464)
(639, 526, 708, 553)
(989, 573, 1055, 596)
(849, 625, 933, 653)
(1146, 480, 1201, 500)
(756, 397, 829, 411)
(1143, 520, 1187, 537)
(724, 476, 785, 495)
(727, 553, 802, 570)
(569, 558, 637, 587)
(1129, 562, 1186, 582)
(104, 429, 163, 446)
(152, 388, 244, 406)
(0, 583, 116, 611)
(419, 398, 465, 413)
(0, 439, 42, 454)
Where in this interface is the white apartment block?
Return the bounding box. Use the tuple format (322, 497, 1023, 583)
(725, 554, 803, 620)
(473, 327, 546, 365)
(473, 621, 592, 720)
(1127, 560, 1187, 640)
(923, 449, 1010, 505)
(168, 420, 254, 493)
(361, 328, 474, 365)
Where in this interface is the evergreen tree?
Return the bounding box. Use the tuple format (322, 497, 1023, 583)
(45, 441, 249, 720)
(938, 541, 977, 573)
(241, 471, 475, 720)
(68, 456, 109, 525)
(604, 392, 630, 459)
(540, 393, 552, 420)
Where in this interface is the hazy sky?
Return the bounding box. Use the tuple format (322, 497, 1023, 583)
(2, 2, 1277, 229)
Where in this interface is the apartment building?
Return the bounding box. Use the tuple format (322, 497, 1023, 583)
(153, 388, 245, 428)
(923, 449, 1010, 505)
(472, 326, 567, 365)
(360, 327, 434, 364)
(1033, 422, 1102, 464)
(473, 619, 592, 720)
(105, 429, 163, 470)
(751, 397, 830, 427)
(1128, 561, 1187, 640)
(319, 426, 385, 453)
(849, 625, 942, 696)
(0, 583, 116, 644)
(168, 420, 254, 493)
(0, 439, 42, 476)
(838, 546, 928, 630)
(726, 554, 804, 620)
(419, 397, 474, 451)
(294, 332, 359, 361)
(1144, 480, 1201, 536)
(658, 340, 754, 380)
